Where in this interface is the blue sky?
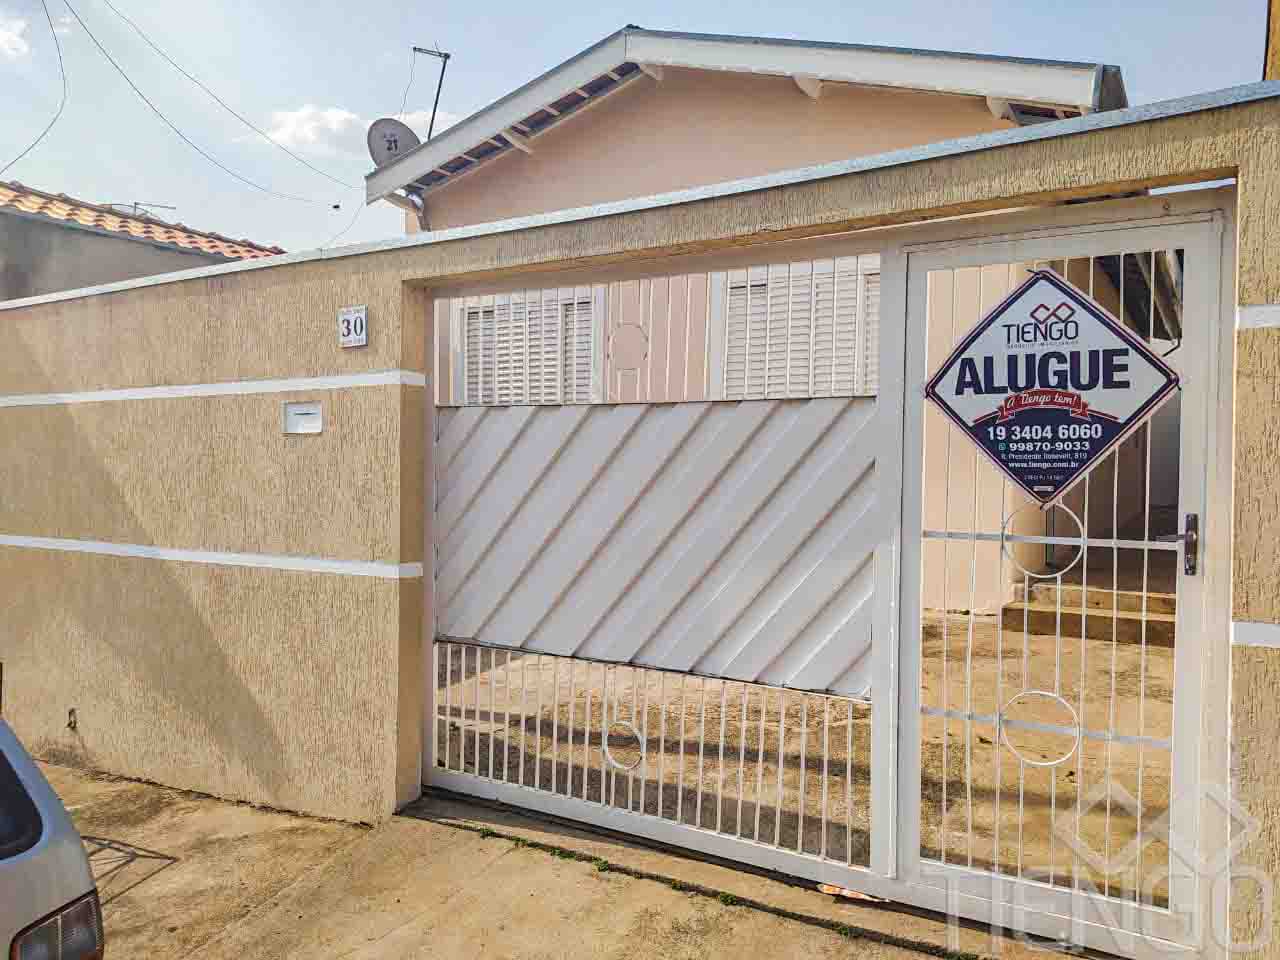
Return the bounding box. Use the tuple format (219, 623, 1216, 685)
(0, 0, 1266, 252)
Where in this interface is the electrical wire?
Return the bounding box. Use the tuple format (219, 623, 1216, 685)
(322, 194, 365, 248)
(97, 0, 355, 189)
(398, 47, 417, 119)
(1, 0, 68, 177)
(60, 0, 332, 205)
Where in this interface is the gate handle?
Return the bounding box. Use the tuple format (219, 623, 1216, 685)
(1155, 513, 1198, 576)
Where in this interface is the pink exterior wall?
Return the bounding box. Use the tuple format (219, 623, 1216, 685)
(417, 67, 1015, 231)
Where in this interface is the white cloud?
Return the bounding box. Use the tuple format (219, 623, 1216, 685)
(52, 14, 73, 35)
(0, 15, 30, 58)
(266, 104, 362, 155)
(262, 104, 460, 158)
(401, 109, 460, 138)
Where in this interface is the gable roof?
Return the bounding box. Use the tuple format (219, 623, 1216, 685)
(0, 181, 285, 261)
(366, 26, 1127, 204)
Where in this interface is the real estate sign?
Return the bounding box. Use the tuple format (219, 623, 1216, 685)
(924, 269, 1178, 505)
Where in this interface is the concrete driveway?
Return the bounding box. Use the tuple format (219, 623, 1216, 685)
(41, 762, 1039, 959)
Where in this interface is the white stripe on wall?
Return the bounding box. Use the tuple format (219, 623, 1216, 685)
(0, 369, 428, 408)
(1237, 305, 1280, 329)
(0, 535, 423, 579)
(1232, 620, 1280, 648)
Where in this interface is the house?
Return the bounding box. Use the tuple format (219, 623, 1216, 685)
(369, 27, 1134, 614)
(369, 27, 1127, 231)
(0, 181, 283, 301)
(8, 18, 1278, 955)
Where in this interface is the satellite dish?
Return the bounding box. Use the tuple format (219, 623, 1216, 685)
(367, 118, 422, 168)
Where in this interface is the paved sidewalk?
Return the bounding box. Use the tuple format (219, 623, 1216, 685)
(43, 762, 1040, 959)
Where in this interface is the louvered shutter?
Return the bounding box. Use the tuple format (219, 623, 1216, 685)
(765, 264, 789, 397)
(526, 288, 562, 404)
(493, 295, 529, 404)
(724, 269, 769, 400)
(464, 304, 496, 404)
(811, 261, 836, 395)
(832, 257, 860, 395)
(860, 271, 880, 394)
(787, 262, 814, 396)
(562, 292, 596, 403)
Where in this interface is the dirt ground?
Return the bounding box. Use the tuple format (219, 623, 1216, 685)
(41, 760, 1049, 960)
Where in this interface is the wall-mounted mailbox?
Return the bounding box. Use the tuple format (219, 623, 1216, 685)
(282, 401, 323, 435)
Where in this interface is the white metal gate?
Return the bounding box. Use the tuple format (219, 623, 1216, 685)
(896, 211, 1232, 958)
(426, 197, 1233, 959)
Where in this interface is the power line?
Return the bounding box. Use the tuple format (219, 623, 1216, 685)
(60, 0, 335, 205)
(398, 47, 417, 119)
(1, 0, 68, 177)
(97, 0, 355, 189)
(322, 199, 364, 249)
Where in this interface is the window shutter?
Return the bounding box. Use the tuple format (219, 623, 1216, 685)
(720, 256, 878, 401)
(765, 264, 789, 397)
(527, 288, 563, 404)
(493, 295, 528, 404)
(464, 303, 496, 404)
(832, 257, 860, 395)
(811, 260, 836, 396)
(787, 262, 814, 397)
(859, 271, 881, 394)
(724, 268, 768, 400)
(562, 291, 596, 403)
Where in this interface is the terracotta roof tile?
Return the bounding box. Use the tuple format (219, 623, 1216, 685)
(0, 181, 285, 260)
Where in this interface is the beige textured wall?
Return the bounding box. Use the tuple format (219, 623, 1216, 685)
(2, 547, 405, 822)
(1, 388, 403, 560)
(1233, 329, 1280, 622)
(1232, 646, 1280, 952)
(419, 69, 1014, 230)
(0, 260, 409, 394)
(0, 256, 428, 822)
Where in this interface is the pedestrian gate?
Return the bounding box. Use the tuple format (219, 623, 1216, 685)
(427, 198, 1233, 959)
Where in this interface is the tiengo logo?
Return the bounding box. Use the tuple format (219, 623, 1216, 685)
(1003, 300, 1079, 345)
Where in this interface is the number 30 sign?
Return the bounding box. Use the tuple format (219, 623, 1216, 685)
(338, 305, 368, 348)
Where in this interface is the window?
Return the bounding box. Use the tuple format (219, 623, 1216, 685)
(723, 255, 880, 400)
(0, 748, 42, 861)
(461, 288, 601, 406)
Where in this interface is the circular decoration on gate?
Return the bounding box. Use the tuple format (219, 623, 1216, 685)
(603, 719, 644, 771)
(608, 323, 648, 371)
(1000, 500, 1084, 581)
(998, 690, 1080, 767)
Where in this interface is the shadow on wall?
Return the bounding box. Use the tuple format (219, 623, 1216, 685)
(3, 332, 289, 802)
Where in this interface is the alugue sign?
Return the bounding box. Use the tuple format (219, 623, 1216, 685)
(925, 269, 1179, 505)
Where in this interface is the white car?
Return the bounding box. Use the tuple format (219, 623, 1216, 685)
(0, 719, 103, 959)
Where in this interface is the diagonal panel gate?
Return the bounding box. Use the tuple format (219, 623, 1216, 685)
(426, 197, 1233, 959)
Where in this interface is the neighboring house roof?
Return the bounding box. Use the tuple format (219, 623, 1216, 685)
(366, 26, 1127, 204)
(0, 181, 285, 261)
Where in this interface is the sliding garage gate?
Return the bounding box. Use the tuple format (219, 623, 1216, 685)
(425, 199, 1234, 959)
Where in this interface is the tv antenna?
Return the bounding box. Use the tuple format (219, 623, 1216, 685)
(400, 45, 452, 141)
(106, 201, 177, 218)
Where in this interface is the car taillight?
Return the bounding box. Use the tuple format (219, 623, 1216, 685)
(10, 891, 103, 960)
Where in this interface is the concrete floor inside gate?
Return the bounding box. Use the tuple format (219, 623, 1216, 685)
(436, 606, 1176, 912)
(43, 759, 1060, 960)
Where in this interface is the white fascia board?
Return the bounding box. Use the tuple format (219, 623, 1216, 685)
(622, 32, 1102, 113)
(366, 33, 627, 203)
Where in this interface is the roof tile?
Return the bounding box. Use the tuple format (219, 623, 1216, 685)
(0, 181, 285, 260)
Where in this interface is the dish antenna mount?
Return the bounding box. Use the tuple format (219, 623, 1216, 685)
(410, 46, 452, 142)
